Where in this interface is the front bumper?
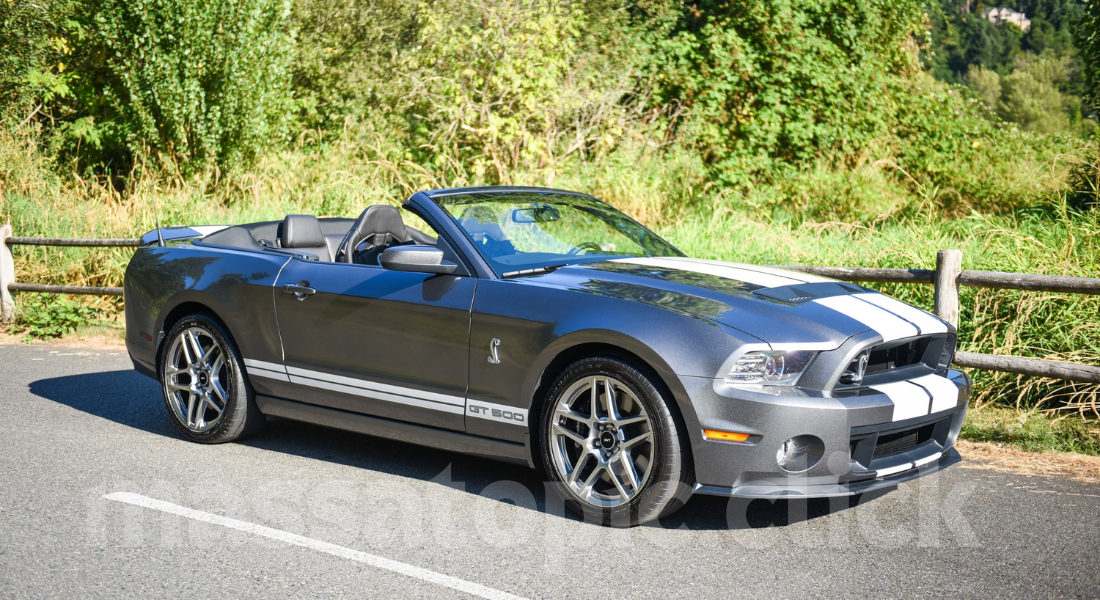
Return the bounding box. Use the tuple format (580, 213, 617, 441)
(680, 369, 971, 499)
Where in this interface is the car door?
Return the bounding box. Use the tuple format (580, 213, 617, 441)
(272, 257, 476, 431)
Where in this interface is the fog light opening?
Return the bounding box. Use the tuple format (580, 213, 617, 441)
(776, 435, 825, 473)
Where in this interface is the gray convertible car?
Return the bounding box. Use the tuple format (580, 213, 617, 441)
(125, 186, 970, 526)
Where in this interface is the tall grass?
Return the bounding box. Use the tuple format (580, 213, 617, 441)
(2, 121, 1098, 418)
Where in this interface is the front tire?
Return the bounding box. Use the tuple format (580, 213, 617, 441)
(540, 356, 692, 526)
(159, 314, 262, 443)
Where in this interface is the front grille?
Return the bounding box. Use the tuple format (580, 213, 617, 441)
(838, 334, 955, 387)
(873, 422, 936, 457)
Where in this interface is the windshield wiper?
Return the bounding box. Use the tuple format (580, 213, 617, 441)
(501, 264, 568, 278)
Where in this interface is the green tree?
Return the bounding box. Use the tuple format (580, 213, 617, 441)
(96, 0, 297, 174)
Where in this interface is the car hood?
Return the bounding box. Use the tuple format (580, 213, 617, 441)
(531, 256, 948, 348)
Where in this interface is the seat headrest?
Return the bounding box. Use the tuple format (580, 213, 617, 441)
(357, 205, 409, 242)
(279, 215, 325, 248)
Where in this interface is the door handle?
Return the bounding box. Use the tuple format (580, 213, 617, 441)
(282, 282, 316, 300)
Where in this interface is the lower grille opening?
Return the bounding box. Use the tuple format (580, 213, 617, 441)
(873, 423, 936, 457)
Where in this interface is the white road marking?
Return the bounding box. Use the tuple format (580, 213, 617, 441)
(104, 492, 527, 600)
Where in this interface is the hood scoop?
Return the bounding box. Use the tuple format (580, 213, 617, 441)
(753, 281, 869, 304)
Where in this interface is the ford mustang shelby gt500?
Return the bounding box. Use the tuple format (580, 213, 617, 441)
(125, 186, 970, 525)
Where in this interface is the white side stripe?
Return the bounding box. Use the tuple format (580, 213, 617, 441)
(871, 380, 930, 422)
(247, 367, 290, 382)
(286, 366, 465, 407)
(813, 295, 920, 342)
(242, 360, 467, 415)
(854, 293, 949, 335)
(289, 376, 465, 415)
(104, 493, 527, 600)
(910, 374, 961, 413)
(244, 358, 287, 372)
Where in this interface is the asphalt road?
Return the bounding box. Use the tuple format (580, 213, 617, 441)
(1, 343, 1098, 600)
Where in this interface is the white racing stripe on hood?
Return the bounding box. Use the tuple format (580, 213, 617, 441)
(671, 257, 833, 284)
(615, 257, 806, 288)
(812, 295, 920, 341)
(853, 293, 948, 335)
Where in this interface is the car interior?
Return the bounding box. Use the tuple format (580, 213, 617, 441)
(196, 205, 445, 267)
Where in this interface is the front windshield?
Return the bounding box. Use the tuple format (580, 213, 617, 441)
(432, 192, 683, 276)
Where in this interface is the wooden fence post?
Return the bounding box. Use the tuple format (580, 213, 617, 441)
(933, 249, 962, 328)
(0, 224, 14, 324)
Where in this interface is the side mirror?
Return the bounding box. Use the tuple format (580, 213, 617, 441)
(380, 245, 460, 275)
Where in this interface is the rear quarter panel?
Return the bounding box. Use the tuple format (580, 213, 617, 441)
(125, 243, 290, 391)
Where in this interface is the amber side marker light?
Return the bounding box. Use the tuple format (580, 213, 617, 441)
(703, 429, 751, 442)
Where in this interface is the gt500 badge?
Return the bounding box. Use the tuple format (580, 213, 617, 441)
(466, 400, 527, 426)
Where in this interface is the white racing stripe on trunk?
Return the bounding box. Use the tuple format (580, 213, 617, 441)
(615, 257, 805, 288)
(812, 295, 920, 342)
(909, 373, 961, 414)
(871, 380, 931, 422)
(854, 293, 949, 335)
(104, 493, 528, 600)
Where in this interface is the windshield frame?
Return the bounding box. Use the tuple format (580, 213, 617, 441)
(427, 189, 685, 277)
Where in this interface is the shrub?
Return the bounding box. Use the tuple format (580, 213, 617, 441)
(11, 294, 101, 339)
(95, 0, 296, 174)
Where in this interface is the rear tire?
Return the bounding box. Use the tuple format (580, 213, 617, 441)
(159, 314, 262, 444)
(540, 356, 692, 526)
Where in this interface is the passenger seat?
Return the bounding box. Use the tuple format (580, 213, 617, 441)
(277, 215, 332, 261)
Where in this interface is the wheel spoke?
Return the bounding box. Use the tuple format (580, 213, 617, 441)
(167, 383, 191, 393)
(589, 377, 599, 420)
(185, 393, 197, 427)
(620, 431, 652, 452)
(618, 451, 640, 492)
(578, 463, 603, 498)
(605, 378, 622, 422)
(607, 464, 631, 499)
(566, 453, 590, 488)
(166, 367, 188, 378)
(204, 392, 224, 415)
(205, 346, 222, 370)
(189, 330, 207, 364)
(615, 414, 648, 427)
(553, 422, 587, 446)
(555, 404, 591, 426)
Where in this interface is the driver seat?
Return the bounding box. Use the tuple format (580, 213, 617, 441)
(336, 205, 413, 264)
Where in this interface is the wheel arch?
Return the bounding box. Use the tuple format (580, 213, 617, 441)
(524, 334, 699, 475)
(155, 297, 240, 369)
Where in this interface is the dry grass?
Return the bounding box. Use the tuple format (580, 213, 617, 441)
(957, 440, 1100, 483)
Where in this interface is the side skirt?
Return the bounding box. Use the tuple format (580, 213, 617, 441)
(255, 395, 531, 466)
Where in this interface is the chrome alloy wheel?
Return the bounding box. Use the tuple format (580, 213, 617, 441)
(164, 327, 230, 433)
(548, 376, 655, 507)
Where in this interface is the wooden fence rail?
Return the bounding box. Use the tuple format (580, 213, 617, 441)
(1, 226, 1098, 383)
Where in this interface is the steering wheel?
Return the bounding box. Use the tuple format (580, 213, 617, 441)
(567, 242, 604, 256)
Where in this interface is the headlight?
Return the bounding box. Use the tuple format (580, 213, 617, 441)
(725, 350, 816, 386)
